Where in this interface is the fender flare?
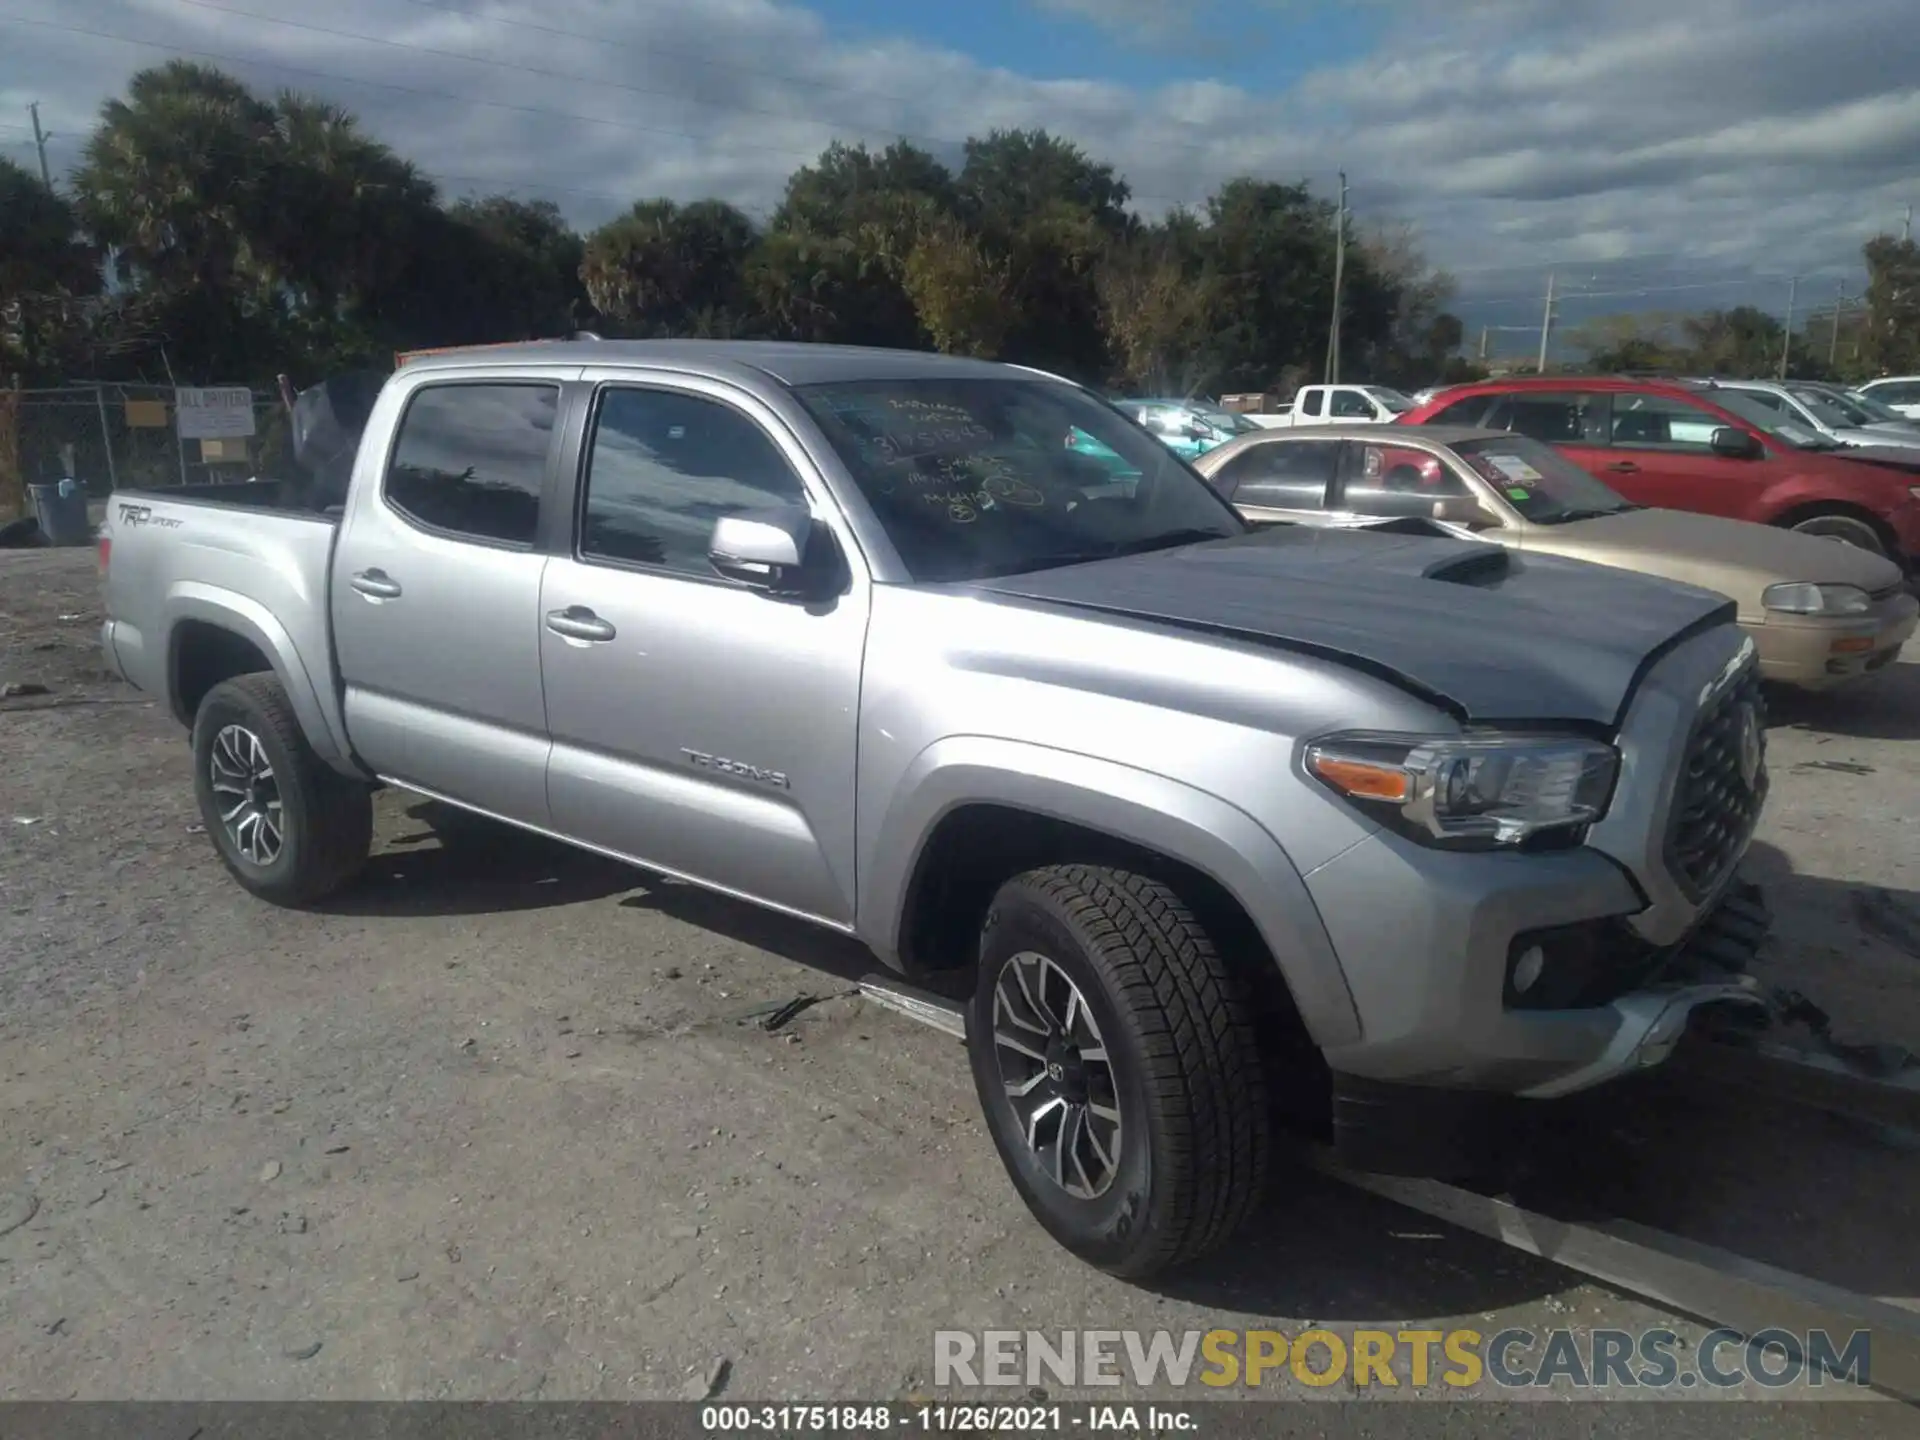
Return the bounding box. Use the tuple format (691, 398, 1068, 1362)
(862, 735, 1362, 1047)
(164, 582, 360, 775)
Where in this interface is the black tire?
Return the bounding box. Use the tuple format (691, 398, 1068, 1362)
(1785, 508, 1890, 558)
(967, 864, 1270, 1278)
(190, 672, 372, 906)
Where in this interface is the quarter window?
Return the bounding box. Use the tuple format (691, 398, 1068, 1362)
(384, 383, 558, 545)
(581, 388, 810, 577)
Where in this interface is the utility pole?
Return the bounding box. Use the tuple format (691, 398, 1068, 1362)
(27, 102, 52, 188)
(1324, 170, 1347, 385)
(1779, 275, 1797, 380)
(1536, 272, 1556, 373)
(1829, 282, 1845, 369)
(1904, 202, 1913, 243)
(1477, 327, 1489, 364)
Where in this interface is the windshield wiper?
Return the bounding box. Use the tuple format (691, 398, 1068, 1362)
(1538, 505, 1637, 523)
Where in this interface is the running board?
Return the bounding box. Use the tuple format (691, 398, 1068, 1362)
(858, 976, 967, 1040)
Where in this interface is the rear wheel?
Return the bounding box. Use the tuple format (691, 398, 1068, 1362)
(966, 864, 1270, 1278)
(191, 673, 371, 906)
(1786, 509, 1890, 557)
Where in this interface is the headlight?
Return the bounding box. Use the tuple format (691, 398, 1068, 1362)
(1762, 582, 1872, 615)
(1305, 733, 1619, 847)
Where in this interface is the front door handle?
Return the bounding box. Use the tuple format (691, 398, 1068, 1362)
(350, 569, 402, 599)
(1604, 461, 1641, 474)
(545, 606, 616, 643)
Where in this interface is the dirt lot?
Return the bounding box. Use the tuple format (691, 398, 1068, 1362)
(3, 546, 1920, 1415)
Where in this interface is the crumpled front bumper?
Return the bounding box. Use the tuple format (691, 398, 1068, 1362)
(1328, 883, 1772, 1177)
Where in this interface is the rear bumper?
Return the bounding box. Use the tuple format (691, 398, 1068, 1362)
(1749, 591, 1918, 690)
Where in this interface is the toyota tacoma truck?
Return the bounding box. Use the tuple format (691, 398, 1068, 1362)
(99, 341, 1773, 1279)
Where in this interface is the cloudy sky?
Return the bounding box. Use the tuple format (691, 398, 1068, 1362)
(2, 0, 1915, 356)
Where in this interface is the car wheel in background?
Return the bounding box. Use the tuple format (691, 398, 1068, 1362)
(1786, 509, 1890, 557)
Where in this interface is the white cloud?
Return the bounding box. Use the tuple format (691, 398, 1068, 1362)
(0, 0, 1912, 338)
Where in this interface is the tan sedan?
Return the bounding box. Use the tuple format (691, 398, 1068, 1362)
(1191, 423, 1917, 691)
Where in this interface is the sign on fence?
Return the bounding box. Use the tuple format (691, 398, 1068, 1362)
(175, 386, 256, 440)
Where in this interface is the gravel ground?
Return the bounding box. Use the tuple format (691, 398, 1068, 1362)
(3, 546, 1919, 1418)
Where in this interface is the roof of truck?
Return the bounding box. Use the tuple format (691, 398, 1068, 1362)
(397, 339, 1043, 388)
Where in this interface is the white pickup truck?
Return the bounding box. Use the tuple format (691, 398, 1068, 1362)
(1247, 384, 1415, 429)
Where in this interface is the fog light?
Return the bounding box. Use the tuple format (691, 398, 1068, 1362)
(1511, 945, 1546, 995)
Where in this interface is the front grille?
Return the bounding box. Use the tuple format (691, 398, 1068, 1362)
(1665, 661, 1768, 900)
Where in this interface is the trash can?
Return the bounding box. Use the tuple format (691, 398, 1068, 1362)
(28, 478, 92, 548)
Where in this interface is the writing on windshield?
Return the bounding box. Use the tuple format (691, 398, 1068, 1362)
(798, 378, 1243, 581)
(1452, 436, 1631, 524)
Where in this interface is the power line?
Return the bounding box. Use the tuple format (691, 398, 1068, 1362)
(12, 9, 1270, 215)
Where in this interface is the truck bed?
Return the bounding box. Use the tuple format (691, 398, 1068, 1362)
(114, 476, 335, 517)
(101, 484, 349, 758)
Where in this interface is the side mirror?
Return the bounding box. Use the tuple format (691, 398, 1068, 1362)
(1431, 495, 1498, 528)
(1709, 426, 1764, 459)
(709, 505, 826, 595)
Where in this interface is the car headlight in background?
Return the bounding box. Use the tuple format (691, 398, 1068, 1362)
(1762, 582, 1872, 615)
(1304, 733, 1620, 847)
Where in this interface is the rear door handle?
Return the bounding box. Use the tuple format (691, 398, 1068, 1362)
(350, 569, 402, 599)
(545, 606, 616, 643)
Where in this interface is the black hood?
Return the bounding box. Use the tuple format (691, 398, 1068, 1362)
(970, 526, 1734, 726)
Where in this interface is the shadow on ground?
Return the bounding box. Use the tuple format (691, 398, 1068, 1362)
(1766, 658, 1920, 742)
(312, 800, 639, 916)
(308, 800, 1920, 1327)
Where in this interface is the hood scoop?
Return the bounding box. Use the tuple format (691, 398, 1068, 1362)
(1422, 544, 1511, 586)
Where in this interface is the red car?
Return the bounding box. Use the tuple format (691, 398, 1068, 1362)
(1399, 376, 1920, 566)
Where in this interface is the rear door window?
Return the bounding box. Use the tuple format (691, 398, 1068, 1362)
(1336, 441, 1474, 520)
(1481, 392, 1610, 445)
(384, 383, 559, 546)
(1209, 440, 1338, 509)
(1608, 393, 1726, 450)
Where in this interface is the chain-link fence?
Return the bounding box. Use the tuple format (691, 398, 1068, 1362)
(9, 383, 292, 500)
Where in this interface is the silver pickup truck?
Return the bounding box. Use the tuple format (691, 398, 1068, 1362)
(100, 340, 1773, 1278)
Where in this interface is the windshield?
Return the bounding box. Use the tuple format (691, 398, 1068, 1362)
(1844, 389, 1914, 424)
(795, 377, 1247, 582)
(1706, 389, 1831, 449)
(1451, 435, 1634, 524)
(1191, 406, 1262, 435)
(1787, 386, 1873, 429)
(1365, 387, 1415, 414)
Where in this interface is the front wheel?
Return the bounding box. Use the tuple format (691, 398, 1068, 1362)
(191, 673, 372, 906)
(967, 864, 1271, 1278)
(1788, 511, 1889, 557)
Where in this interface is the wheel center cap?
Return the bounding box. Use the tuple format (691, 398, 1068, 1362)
(1046, 1060, 1065, 1083)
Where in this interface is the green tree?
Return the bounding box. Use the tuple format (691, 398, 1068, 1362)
(900, 217, 1012, 357)
(958, 130, 1130, 378)
(1198, 179, 1345, 391)
(1096, 218, 1216, 393)
(448, 196, 588, 337)
(0, 156, 105, 382)
(1862, 234, 1920, 376)
(582, 198, 759, 337)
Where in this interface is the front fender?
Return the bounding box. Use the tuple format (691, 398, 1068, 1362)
(862, 735, 1362, 1047)
(165, 582, 360, 776)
